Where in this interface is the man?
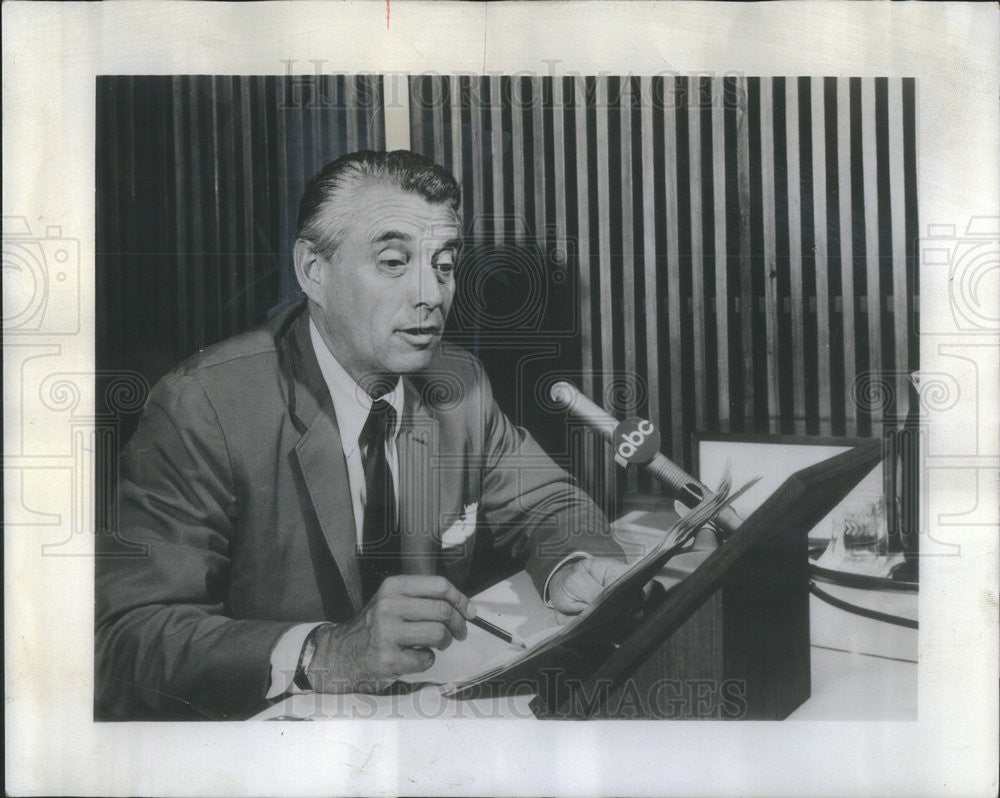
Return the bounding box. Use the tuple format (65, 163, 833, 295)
(96, 150, 627, 720)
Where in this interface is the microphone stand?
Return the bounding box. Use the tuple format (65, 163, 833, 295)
(549, 380, 744, 538)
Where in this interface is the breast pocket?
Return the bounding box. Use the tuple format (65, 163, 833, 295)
(439, 501, 478, 584)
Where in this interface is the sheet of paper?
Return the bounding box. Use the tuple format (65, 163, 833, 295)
(399, 572, 563, 685)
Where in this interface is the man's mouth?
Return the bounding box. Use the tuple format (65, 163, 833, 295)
(397, 325, 443, 346)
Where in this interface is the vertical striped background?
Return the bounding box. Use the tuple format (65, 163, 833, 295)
(407, 75, 918, 495)
(96, 74, 385, 388)
(97, 74, 919, 503)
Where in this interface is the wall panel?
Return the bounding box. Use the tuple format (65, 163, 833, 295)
(406, 74, 919, 503)
(97, 74, 918, 510)
(97, 74, 386, 433)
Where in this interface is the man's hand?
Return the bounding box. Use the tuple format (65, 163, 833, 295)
(547, 556, 630, 621)
(305, 575, 475, 693)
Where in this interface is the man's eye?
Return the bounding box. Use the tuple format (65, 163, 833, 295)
(377, 249, 409, 270)
(434, 254, 456, 273)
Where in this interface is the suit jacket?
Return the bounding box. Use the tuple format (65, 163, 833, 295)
(95, 301, 623, 720)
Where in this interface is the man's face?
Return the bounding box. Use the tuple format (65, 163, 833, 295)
(306, 183, 461, 384)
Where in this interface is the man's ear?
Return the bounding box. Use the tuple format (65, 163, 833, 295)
(293, 239, 325, 307)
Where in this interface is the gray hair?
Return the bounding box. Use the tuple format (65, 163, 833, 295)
(295, 150, 462, 259)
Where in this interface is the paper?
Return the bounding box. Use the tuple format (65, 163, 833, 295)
(397, 575, 562, 686)
(440, 466, 760, 697)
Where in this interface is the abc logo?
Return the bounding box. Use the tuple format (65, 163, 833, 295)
(613, 417, 661, 465)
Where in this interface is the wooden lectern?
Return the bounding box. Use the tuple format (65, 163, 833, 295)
(528, 439, 885, 720)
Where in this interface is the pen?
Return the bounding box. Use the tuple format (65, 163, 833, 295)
(469, 615, 527, 648)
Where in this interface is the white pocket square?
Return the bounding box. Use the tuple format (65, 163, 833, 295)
(441, 503, 478, 548)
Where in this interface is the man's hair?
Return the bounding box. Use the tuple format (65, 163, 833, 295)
(295, 150, 462, 259)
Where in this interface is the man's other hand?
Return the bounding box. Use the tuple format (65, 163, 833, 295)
(547, 556, 630, 621)
(305, 575, 474, 693)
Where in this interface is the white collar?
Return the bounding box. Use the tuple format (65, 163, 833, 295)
(308, 317, 404, 456)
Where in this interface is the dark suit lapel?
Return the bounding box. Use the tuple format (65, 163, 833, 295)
(280, 308, 364, 613)
(397, 380, 441, 576)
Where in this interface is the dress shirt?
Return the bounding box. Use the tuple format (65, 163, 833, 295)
(310, 318, 404, 545)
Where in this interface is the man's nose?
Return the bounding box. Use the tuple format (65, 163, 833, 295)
(411, 257, 444, 309)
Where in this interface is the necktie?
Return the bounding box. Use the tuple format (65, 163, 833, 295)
(358, 398, 400, 602)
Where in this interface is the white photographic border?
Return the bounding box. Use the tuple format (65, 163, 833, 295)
(4, 2, 998, 795)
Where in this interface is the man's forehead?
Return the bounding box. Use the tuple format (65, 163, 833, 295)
(348, 183, 461, 242)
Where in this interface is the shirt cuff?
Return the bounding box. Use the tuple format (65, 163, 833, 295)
(266, 622, 327, 700)
(542, 551, 592, 607)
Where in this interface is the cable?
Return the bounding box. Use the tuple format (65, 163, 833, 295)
(809, 563, 918, 593)
(809, 581, 918, 630)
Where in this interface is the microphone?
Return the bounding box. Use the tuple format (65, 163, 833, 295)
(549, 381, 743, 537)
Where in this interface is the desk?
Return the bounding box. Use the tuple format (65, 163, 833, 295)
(256, 520, 917, 721)
(791, 583, 917, 720)
(255, 583, 916, 721)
